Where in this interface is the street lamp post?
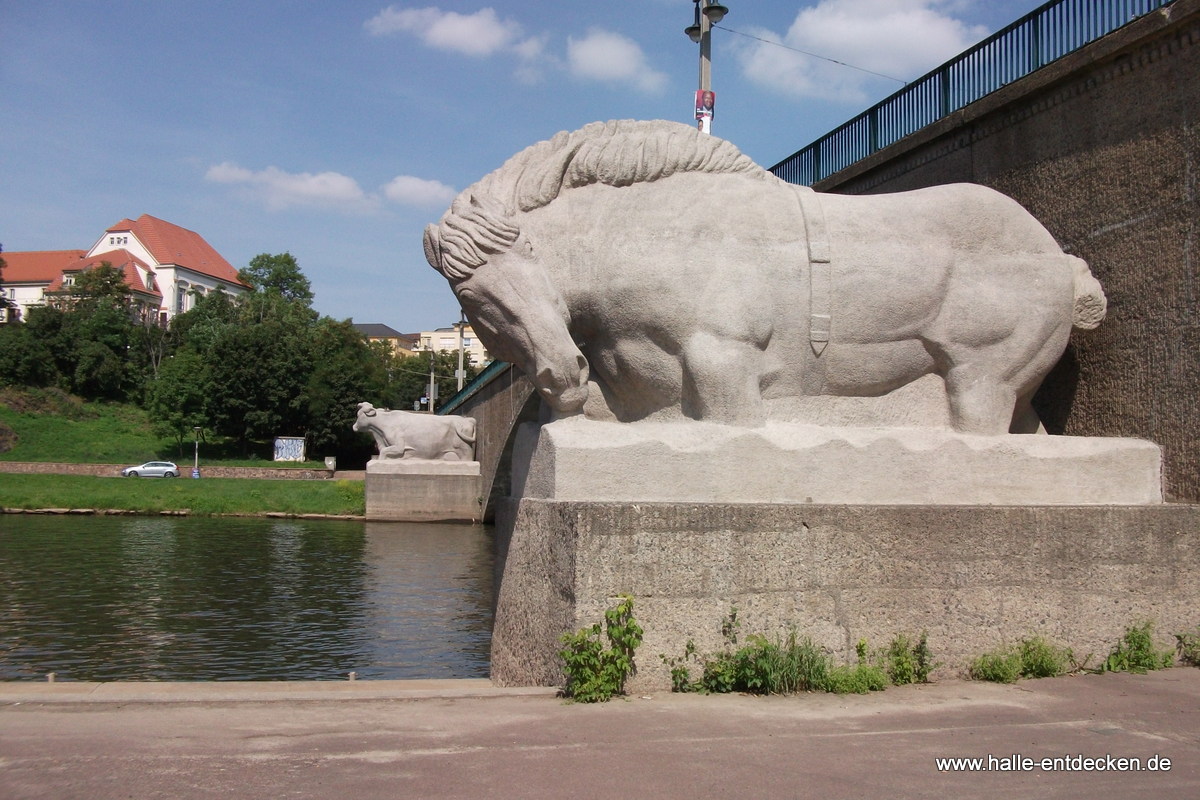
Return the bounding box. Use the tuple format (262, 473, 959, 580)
(685, 1, 729, 135)
(192, 426, 202, 479)
(456, 310, 466, 392)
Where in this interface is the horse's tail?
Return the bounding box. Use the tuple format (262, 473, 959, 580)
(1069, 255, 1106, 330)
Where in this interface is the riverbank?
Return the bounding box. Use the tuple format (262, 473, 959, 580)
(2, 506, 365, 520)
(0, 460, 355, 479)
(0, 472, 366, 517)
(3, 670, 1197, 799)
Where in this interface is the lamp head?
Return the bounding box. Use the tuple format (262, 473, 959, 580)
(703, 3, 728, 24)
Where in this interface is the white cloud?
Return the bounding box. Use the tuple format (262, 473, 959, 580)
(365, 6, 523, 57)
(567, 29, 667, 94)
(381, 175, 457, 208)
(733, 0, 988, 104)
(364, 7, 664, 89)
(206, 162, 456, 212)
(206, 163, 375, 212)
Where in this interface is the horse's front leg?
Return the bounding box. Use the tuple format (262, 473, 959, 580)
(680, 331, 767, 426)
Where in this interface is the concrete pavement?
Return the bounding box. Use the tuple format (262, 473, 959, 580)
(2, 670, 1197, 799)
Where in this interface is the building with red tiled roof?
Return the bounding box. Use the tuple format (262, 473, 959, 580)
(2, 215, 248, 324)
(42, 251, 163, 322)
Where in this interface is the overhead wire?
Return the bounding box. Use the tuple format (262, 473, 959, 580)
(712, 23, 909, 85)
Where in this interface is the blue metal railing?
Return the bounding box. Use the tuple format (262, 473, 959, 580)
(769, 0, 1176, 185)
(437, 359, 510, 415)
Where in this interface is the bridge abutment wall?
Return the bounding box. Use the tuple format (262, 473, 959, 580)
(491, 499, 1200, 691)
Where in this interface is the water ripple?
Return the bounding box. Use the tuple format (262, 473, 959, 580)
(0, 516, 494, 681)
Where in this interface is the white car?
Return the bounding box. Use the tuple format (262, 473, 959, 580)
(121, 461, 179, 478)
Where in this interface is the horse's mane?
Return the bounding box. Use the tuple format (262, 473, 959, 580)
(424, 120, 778, 281)
(470, 118, 773, 214)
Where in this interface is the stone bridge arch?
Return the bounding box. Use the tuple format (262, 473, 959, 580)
(439, 362, 538, 522)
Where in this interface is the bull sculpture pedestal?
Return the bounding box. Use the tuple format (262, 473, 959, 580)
(353, 402, 482, 522)
(365, 459, 482, 523)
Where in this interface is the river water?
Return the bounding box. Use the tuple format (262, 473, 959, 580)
(0, 516, 494, 682)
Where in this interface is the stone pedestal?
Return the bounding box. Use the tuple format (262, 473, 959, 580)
(491, 420, 1188, 691)
(492, 499, 1199, 691)
(364, 460, 482, 522)
(512, 418, 1163, 506)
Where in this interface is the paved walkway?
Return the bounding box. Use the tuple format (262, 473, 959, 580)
(2, 670, 1197, 799)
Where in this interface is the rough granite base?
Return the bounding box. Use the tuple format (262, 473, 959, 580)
(491, 499, 1200, 691)
(364, 460, 482, 522)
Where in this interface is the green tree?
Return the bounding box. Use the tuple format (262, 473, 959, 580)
(303, 318, 385, 460)
(0, 322, 57, 387)
(390, 350, 481, 412)
(237, 252, 313, 304)
(203, 319, 312, 453)
(145, 348, 209, 453)
(46, 262, 131, 313)
(32, 262, 144, 400)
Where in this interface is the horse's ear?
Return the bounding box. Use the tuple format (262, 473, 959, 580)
(423, 224, 442, 269)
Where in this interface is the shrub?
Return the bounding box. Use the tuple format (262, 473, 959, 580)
(1175, 627, 1200, 667)
(661, 612, 939, 696)
(1102, 621, 1174, 674)
(1019, 636, 1073, 678)
(882, 631, 939, 685)
(969, 648, 1023, 683)
(969, 636, 1073, 683)
(559, 595, 643, 703)
(824, 640, 887, 694)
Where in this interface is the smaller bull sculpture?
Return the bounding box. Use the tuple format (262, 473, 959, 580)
(353, 402, 477, 461)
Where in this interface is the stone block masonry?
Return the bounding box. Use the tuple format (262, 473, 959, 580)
(491, 499, 1200, 691)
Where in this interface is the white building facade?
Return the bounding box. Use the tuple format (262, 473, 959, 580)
(2, 214, 248, 324)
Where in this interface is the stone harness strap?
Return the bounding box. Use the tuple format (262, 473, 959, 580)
(795, 186, 832, 356)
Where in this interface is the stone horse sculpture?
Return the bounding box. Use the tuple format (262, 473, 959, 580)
(424, 120, 1106, 434)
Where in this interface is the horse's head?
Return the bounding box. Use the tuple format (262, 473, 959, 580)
(424, 196, 589, 414)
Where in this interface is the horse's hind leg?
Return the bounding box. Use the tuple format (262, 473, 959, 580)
(938, 322, 1068, 435)
(943, 366, 1017, 435)
(1010, 388, 1046, 434)
(681, 331, 766, 426)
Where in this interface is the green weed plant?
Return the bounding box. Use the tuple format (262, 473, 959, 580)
(559, 595, 643, 703)
(661, 608, 935, 696)
(1101, 621, 1174, 674)
(1175, 627, 1200, 667)
(969, 635, 1074, 683)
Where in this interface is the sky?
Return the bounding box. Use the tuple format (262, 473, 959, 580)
(3, 0, 1046, 334)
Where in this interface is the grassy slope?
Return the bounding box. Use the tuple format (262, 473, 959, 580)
(0, 393, 165, 463)
(0, 390, 362, 515)
(0, 388, 324, 467)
